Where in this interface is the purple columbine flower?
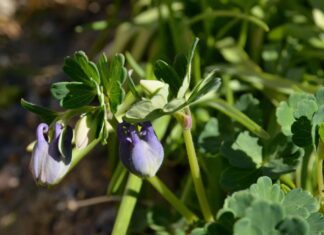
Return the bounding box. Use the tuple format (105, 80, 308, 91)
(117, 121, 164, 178)
(30, 123, 72, 185)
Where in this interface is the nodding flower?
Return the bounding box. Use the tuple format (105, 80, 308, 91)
(117, 121, 164, 178)
(30, 123, 73, 185)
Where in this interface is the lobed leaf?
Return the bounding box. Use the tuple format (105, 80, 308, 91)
(98, 53, 127, 113)
(177, 38, 199, 98)
(51, 82, 96, 109)
(21, 99, 58, 124)
(154, 60, 182, 96)
(63, 51, 99, 86)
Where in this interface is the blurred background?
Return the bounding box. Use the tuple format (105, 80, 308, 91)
(1, 0, 324, 234)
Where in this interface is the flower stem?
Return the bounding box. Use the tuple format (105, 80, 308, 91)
(70, 139, 100, 170)
(111, 173, 143, 235)
(147, 176, 198, 223)
(107, 161, 127, 195)
(183, 128, 214, 222)
(317, 140, 324, 205)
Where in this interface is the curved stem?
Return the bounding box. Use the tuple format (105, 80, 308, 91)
(187, 10, 269, 32)
(111, 173, 143, 235)
(183, 127, 214, 222)
(147, 176, 198, 223)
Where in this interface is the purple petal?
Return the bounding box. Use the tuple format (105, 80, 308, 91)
(140, 122, 164, 160)
(131, 139, 164, 177)
(30, 123, 49, 182)
(117, 121, 164, 177)
(30, 122, 72, 185)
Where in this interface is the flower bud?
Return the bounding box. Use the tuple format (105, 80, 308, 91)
(75, 113, 97, 149)
(117, 121, 164, 178)
(29, 123, 73, 185)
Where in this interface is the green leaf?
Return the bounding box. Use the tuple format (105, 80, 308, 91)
(125, 100, 164, 121)
(187, 72, 221, 104)
(124, 97, 187, 122)
(162, 98, 186, 112)
(98, 53, 127, 113)
(51, 82, 96, 109)
(276, 92, 318, 137)
(249, 177, 284, 204)
(276, 102, 295, 136)
(198, 118, 222, 155)
(235, 94, 263, 125)
(291, 116, 312, 147)
(177, 38, 199, 98)
(154, 60, 182, 96)
(221, 131, 263, 169)
(219, 176, 324, 235)
(124, 84, 186, 122)
(282, 189, 319, 218)
(220, 167, 261, 191)
(173, 53, 187, 80)
(233, 201, 284, 235)
(315, 88, 324, 106)
(21, 98, 58, 124)
(306, 212, 324, 234)
(126, 72, 140, 99)
(262, 134, 303, 177)
(275, 217, 309, 235)
(208, 98, 270, 139)
(312, 105, 324, 146)
(63, 51, 99, 86)
(221, 191, 255, 218)
(293, 98, 317, 120)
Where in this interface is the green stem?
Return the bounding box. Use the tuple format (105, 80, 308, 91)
(107, 162, 127, 195)
(180, 174, 192, 203)
(147, 176, 198, 223)
(111, 173, 143, 235)
(279, 174, 295, 189)
(187, 10, 269, 32)
(70, 139, 100, 169)
(238, 20, 248, 48)
(223, 74, 234, 105)
(183, 125, 214, 222)
(317, 141, 324, 205)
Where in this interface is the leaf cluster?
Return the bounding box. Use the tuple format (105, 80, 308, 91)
(192, 177, 324, 235)
(276, 88, 324, 147)
(124, 38, 221, 122)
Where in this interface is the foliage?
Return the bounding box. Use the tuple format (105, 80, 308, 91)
(21, 0, 324, 234)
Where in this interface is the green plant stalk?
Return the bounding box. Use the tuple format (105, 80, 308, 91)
(317, 140, 324, 204)
(187, 10, 269, 32)
(111, 173, 143, 235)
(180, 174, 192, 203)
(238, 20, 248, 48)
(183, 128, 214, 222)
(279, 174, 295, 189)
(70, 139, 100, 169)
(223, 74, 234, 105)
(206, 99, 269, 139)
(107, 161, 127, 195)
(147, 176, 198, 223)
(300, 147, 313, 190)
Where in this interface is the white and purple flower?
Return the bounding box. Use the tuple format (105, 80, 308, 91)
(30, 123, 73, 185)
(117, 121, 164, 178)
